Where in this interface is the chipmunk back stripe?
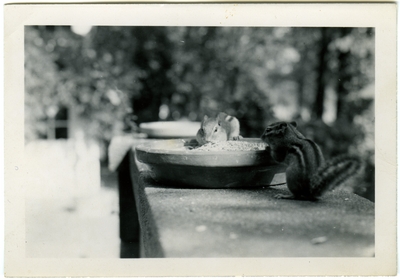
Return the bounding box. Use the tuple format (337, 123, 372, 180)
(291, 142, 321, 175)
(290, 144, 307, 175)
(225, 116, 234, 122)
(262, 121, 363, 200)
(305, 139, 324, 167)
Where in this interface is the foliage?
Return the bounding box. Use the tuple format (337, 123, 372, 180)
(25, 26, 375, 199)
(25, 27, 60, 139)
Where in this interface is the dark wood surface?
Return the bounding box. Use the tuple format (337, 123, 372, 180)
(129, 149, 374, 258)
(110, 135, 374, 258)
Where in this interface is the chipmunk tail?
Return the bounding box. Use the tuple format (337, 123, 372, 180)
(310, 155, 364, 198)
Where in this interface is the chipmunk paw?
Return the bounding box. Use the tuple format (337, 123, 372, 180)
(232, 135, 243, 141)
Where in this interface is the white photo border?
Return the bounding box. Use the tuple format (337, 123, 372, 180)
(4, 2, 397, 277)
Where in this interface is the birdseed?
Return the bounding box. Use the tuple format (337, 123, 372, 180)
(193, 141, 267, 152)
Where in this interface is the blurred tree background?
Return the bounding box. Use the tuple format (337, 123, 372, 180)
(25, 26, 375, 201)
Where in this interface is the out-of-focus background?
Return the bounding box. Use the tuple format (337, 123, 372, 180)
(24, 26, 375, 258)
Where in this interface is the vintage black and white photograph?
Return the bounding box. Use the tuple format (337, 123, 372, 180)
(4, 3, 397, 277)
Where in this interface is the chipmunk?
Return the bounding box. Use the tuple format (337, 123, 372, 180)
(261, 121, 363, 200)
(196, 112, 242, 146)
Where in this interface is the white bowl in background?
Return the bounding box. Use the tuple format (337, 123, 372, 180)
(139, 121, 201, 138)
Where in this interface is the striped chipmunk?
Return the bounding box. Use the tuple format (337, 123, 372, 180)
(196, 112, 242, 146)
(261, 121, 363, 201)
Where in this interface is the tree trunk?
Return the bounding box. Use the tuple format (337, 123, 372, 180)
(336, 28, 353, 121)
(313, 28, 329, 120)
(296, 76, 304, 119)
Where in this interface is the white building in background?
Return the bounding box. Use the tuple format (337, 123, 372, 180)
(25, 105, 101, 203)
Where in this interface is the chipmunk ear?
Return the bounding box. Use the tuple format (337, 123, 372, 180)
(203, 115, 208, 121)
(217, 112, 227, 120)
(289, 121, 306, 139)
